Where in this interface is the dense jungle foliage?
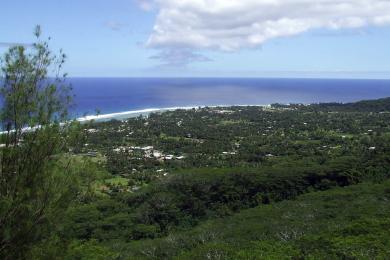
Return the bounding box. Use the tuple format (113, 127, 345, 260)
(44, 98, 390, 259)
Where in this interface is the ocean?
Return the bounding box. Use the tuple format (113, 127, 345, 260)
(69, 78, 390, 119)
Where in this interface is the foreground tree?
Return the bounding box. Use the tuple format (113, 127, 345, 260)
(0, 26, 79, 259)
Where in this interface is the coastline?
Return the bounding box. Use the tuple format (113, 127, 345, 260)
(1, 105, 268, 134)
(76, 106, 200, 122)
(76, 104, 269, 122)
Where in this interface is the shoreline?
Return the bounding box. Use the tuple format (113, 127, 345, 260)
(1, 105, 268, 133)
(76, 104, 269, 122)
(76, 106, 198, 122)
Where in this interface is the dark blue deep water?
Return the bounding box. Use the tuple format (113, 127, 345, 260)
(70, 78, 390, 117)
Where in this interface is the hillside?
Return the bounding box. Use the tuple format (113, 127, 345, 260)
(125, 180, 390, 259)
(308, 97, 390, 112)
(23, 97, 390, 259)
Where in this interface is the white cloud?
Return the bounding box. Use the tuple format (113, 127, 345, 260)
(150, 48, 212, 66)
(144, 0, 390, 51)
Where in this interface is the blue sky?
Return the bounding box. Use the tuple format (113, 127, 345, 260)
(1, 0, 390, 78)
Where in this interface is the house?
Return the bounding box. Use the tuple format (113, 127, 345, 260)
(153, 151, 163, 158)
(87, 128, 99, 133)
(86, 151, 98, 157)
(222, 152, 236, 155)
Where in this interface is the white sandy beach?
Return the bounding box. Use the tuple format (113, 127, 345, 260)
(75, 104, 271, 122)
(76, 106, 200, 122)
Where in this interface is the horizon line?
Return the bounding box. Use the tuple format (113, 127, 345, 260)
(62, 76, 390, 80)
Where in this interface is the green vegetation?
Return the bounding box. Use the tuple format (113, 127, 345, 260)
(123, 181, 390, 259)
(1, 28, 390, 259)
(55, 98, 390, 259)
(0, 26, 83, 259)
